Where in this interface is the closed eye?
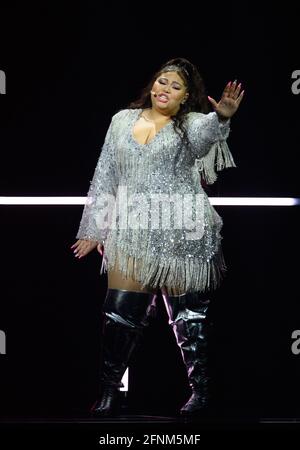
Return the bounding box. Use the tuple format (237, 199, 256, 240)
(158, 79, 182, 90)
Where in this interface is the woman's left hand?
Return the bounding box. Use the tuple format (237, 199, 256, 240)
(208, 80, 244, 120)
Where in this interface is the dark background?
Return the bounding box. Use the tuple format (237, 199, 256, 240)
(0, 2, 299, 422)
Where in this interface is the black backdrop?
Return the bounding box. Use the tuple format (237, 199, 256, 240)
(0, 2, 300, 428)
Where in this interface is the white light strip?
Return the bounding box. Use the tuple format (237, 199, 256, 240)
(209, 197, 300, 206)
(0, 197, 87, 205)
(0, 197, 299, 206)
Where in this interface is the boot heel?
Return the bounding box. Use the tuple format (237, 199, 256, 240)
(90, 385, 121, 417)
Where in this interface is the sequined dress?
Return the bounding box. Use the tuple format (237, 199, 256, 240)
(76, 108, 236, 293)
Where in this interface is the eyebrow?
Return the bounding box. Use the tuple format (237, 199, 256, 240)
(159, 76, 183, 87)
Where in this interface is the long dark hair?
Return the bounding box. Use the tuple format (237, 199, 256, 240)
(128, 57, 211, 172)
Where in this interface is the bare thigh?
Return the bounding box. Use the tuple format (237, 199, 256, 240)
(107, 254, 186, 296)
(107, 255, 158, 294)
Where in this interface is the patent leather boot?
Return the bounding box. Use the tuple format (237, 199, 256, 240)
(90, 288, 157, 417)
(162, 291, 211, 416)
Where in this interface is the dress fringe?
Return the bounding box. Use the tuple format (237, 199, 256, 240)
(194, 140, 237, 185)
(100, 242, 227, 293)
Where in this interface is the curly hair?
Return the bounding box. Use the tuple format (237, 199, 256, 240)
(128, 57, 211, 173)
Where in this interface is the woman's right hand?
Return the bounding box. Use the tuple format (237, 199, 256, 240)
(70, 239, 98, 259)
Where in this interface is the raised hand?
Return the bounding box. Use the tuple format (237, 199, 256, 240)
(208, 80, 244, 120)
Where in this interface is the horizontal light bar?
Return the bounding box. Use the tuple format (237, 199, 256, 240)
(0, 197, 87, 205)
(209, 197, 300, 206)
(0, 197, 299, 206)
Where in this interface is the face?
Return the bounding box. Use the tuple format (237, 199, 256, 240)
(150, 71, 189, 115)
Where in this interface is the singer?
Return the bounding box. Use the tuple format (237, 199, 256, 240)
(71, 58, 244, 417)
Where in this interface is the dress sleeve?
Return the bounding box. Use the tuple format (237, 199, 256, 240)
(187, 111, 237, 185)
(76, 114, 119, 244)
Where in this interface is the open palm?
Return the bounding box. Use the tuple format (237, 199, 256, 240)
(208, 80, 244, 119)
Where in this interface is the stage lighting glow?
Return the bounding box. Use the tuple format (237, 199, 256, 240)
(0, 197, 299, 206)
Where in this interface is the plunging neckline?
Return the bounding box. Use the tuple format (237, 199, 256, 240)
(131, 109, 173, 147)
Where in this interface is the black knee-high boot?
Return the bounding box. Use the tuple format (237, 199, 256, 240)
(90, 288, 157, 416)
(162, 291, 211, 416)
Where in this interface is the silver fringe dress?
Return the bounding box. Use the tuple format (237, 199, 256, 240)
(76, 108, 237, 293)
